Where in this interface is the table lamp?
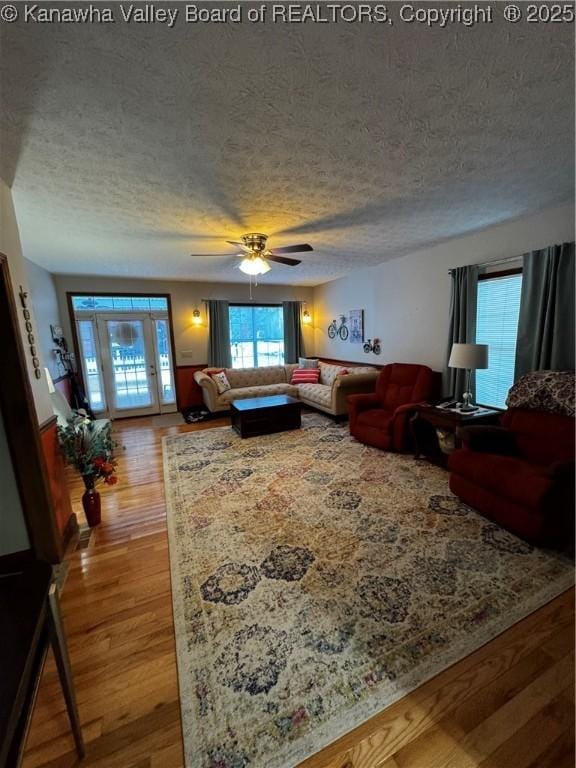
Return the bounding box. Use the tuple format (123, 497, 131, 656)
(448, 343, 488, 411)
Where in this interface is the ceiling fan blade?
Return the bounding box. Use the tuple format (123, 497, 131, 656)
(189, 253, 239, 258)
(227, 240, 252, 253)
(268, 243, 313, 255)
(266, 254, 302, 267)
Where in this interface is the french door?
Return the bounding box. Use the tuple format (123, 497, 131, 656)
(76, 313, 176, 419)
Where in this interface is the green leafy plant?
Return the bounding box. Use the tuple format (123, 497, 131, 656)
(57, 418, 118, 489)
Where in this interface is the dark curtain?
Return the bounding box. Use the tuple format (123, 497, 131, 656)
(515, 242, 575, 379)
(206, 300, 231, 368)
(443, 265, 479, 399)
(282, 301, 303, 364)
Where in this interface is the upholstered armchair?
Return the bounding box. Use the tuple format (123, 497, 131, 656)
(449, 371, 575, 547)
(347, 363, 437, 451)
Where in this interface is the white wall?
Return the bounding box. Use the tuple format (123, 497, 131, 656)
(0, 177, 43, 555)
(0, 178, 53, 424)
(53, 275, 315, 365)
(25, 258, 64, 382)
(313, 203, 575, 369)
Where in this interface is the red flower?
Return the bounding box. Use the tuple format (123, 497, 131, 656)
(104, 475, 118, 485)
(101, 462, 114, 474)
(93, 457, 105, 468)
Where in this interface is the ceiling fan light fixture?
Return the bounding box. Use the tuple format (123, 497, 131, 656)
(239, 255, 270, 275)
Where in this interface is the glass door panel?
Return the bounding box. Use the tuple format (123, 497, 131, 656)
(154, 319, 176, 409)
(97, 317, 158, 418)
(77, 319, 106, 412)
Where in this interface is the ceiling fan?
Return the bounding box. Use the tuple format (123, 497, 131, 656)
(190, 233, 313, 275)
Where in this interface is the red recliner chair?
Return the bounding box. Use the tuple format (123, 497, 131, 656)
(449, 371, 575, 547)
(348, 363, 437, 451)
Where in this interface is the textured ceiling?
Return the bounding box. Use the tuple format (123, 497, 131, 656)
(1, 8, 574, 285)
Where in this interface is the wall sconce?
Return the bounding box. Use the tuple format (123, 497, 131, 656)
(192, 309, 202, 326)
(302, 307, 312, 324)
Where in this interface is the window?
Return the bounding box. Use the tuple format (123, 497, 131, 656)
(229, 305, 284, 368)
(71, 295, 168, 312)
(476, 272, 522, 409)
(77, 319, 106, 411)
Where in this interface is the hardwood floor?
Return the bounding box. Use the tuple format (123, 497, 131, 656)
(23, 416, 574, 768)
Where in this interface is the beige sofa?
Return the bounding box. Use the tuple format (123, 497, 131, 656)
(194, 362, 378, 418)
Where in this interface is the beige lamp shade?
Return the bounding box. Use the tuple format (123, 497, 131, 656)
(44, 367, 56, 394)
(448, 343, 488, 370)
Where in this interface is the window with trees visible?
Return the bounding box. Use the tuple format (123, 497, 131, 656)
(229, 305, 284, 368)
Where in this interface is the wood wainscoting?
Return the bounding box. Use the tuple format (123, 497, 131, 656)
(319, 356, 384, 369)
(175, 364, 207, 410)
(39, 415, 77, 548)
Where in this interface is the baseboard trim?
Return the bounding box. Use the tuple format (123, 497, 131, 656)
(62, 513, 79, 552)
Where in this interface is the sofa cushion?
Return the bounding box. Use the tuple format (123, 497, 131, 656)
(219, 384, 298, 402)
(449, 449, 553, 509)
(291, 368, 321, 384)
(225, 366, 287, 388)
(319, 363, 346, 386)
(297, 383, 332, 407)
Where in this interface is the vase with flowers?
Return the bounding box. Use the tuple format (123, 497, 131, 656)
(58, 418, 118, 527)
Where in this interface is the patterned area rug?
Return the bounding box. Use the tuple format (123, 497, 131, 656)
(163, 414, 573, 768)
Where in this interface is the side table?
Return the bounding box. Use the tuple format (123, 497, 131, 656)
(410, 404, 501, 467)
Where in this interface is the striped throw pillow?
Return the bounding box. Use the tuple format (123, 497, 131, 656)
(291, 368, 321, 384)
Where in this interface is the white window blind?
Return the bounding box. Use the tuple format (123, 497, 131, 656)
(476, 273, 522, 409)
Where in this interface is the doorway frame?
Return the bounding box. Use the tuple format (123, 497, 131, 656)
(66, 292, 179, 418)
(0, 253, 62, 562)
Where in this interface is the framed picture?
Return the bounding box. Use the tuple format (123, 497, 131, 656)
(349, 309, 364, 344)
(51, 324, 64, 341)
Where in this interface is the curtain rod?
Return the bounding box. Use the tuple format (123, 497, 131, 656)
(448, 254, 522, 274)
(200, 298, 303, 303)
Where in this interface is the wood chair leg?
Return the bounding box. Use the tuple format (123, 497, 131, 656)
(48, 583, 85, 759)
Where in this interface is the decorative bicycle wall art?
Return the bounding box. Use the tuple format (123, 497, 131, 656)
(327, 315, 349, 340)
(326, 310, 381, 354)
(349, 309, 364, 344)
(363, 338, 382, 355)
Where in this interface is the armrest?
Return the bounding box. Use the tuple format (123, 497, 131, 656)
(456, 425, 518, 455)
(393, 401, 428, 416)
(334, 371, 378, 389)
(390, 402, 428, 451)
(193, 371, 220, 410)
(347, 392, 381, 419)
(193, 371, 215, 389)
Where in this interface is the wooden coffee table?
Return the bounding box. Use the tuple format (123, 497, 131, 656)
(231, 395, 301, 438)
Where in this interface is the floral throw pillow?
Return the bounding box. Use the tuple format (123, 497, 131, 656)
(211, 371, 231, 394)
